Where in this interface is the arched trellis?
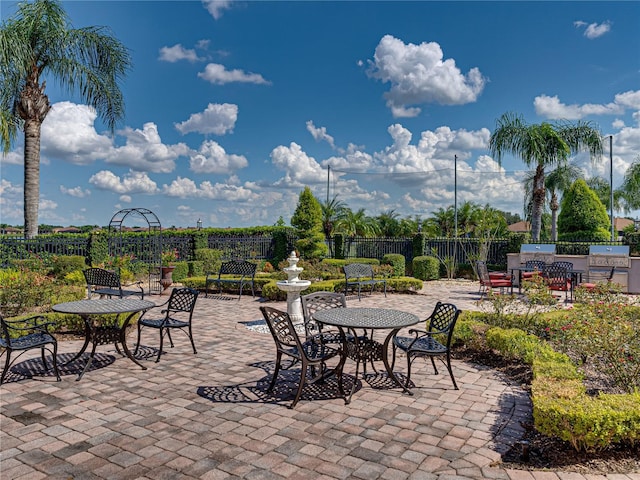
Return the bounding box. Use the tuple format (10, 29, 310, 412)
(108, 208, 162, 294)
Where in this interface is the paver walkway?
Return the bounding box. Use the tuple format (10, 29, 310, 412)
(1, 281, 637, 480)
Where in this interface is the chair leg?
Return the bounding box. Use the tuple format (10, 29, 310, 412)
(267, 352, 282, 393)
(289, 361, 308, 409)
(134, 323, 143, 356)
(156, 328, 165, 362)
(405, 353, 412, 388)
(430, 356, 439, 375)
(51, 342, 61, 382)
(445, 353, 458, 390)
(187, 326, 197, 354)
(1, 351, 12, 384)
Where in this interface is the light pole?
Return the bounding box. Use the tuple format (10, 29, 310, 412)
(197, 218, 202, 230)
(609, 135, 614, 241)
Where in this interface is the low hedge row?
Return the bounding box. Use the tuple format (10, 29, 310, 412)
(484, 326, 640, 451)
(180, 276, 424, 300)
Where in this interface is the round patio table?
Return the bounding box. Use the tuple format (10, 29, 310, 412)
(314, 307, 420, 403)
(53, 298, 155, 380)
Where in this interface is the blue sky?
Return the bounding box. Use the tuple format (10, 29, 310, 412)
(1, 0, 639, 229)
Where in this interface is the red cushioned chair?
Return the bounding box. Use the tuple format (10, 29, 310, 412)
(477, 261, 512, 296)
(521, 260, 547, 280)
(579, 267, 615, 291)
(542, 264, 572, 301)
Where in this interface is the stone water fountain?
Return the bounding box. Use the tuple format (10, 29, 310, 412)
(276, 251, 311, 324)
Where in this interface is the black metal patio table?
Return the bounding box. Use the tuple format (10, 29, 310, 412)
(313, 307, 420, 403)
(52, 298, 155, 380)
(510, 266, 584, 295)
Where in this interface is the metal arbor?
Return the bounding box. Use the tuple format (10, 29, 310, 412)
(108, 208, 162, 294)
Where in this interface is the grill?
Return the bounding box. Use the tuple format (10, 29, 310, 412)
(588, 245, 630, 292)
(520, 244, 556, 264)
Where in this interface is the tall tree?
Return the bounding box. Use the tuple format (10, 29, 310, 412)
(290, 187, 328, 259)
(0, 0, 131, 238)
(334, 208, 379, 237)
(618, 157, 640, 213)
(558, 179, 610, 241)
(375, 209, 400, 237)
(489, 113, 603, 241)
(320, 195, 345, 256)
(524, 163, 582, 241)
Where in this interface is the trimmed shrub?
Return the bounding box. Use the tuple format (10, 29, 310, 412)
(194, 248, 223, 274)
(51, 255, 87, 278)
(412, 255, 440, 280)
(382, 253, 405, 277)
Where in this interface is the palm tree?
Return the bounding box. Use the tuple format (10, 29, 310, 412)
(618, 157, 640, 213)
(489, 113, 603, 241)
(524, 163, 581, 241)
(334, 208, 379, 237)
(1, 0, 131, 238)
(375, 209, 400, 237)
(321, 195, 346, 256)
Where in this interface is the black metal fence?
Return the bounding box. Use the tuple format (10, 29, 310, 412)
(0, 233, 630, 269)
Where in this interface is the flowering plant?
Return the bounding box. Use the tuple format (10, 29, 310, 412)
(161, 249, 178, 265)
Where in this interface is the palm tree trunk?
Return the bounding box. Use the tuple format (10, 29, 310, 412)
(531, 165, 546, 241)
(23, 119, 42, 239)
(550, 192, 559, 242)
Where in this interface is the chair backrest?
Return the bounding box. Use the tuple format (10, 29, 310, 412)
(524, 260, 546, 270)
(167, 287, 199, 315)
(260, 306, 302, 352)
(427, 302, 461, 347)
(219, 260, 257, 278)
(551, 261, 573, 271)
(301, 291, 346, 338)
(344, 263, 374, 280)
(83, 267, 121, 288)
(476, 261, 490, 284)
(542, 264, 570, 290)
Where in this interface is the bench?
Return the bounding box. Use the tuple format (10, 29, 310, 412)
(83, 267, 145, 299)
(343, 263, 387, 301)
(206, 260, 257, 300)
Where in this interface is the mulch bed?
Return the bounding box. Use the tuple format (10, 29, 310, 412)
(453, 346, 640, 474)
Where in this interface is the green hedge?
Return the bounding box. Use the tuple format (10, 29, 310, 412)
(382, 253, 405, 277)
(412, 255, 440, 280)
(485, 326, 640, 451)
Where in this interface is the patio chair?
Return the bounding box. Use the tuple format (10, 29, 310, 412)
(300, 291, 348, 344)
(476, 261, 512, 296)
(0, 314, 61, 384)
(259, 306, 344, 409)
(521, 260, 547, 280)
(579, 266, 615, 291)
(134, 287, 199, 362)
(83, 267, 144, 299)
(542, 264, 572, 301)
(551, 261, 574, 271)
(391, 302, 461, 389)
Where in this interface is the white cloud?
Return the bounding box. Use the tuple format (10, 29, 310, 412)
(198, 63, 270, 85)
(189, 140, 248, 174)
(367, 35, 486, 118)
(158, 44, 202, 62)
(41, 102, 113, 164)
(534, 92, 636, 120)
(88, 170, 159, 195)
(0, 148, 24, 165)
(162, 176, 258, 202)
(306, 121, 336, 149)
(202, 0, 233, 19)
(175, 103, 238, 135)
(270, 142, 327, 186)
(614, 90, 640, 110)
(60, 185, 91, 198)
(0, 179, 22, 219)
(574, 20, 612, 39)
(107, 123, 189, 173)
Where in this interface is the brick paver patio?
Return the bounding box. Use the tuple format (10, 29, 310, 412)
(1, 281, 637, 479)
